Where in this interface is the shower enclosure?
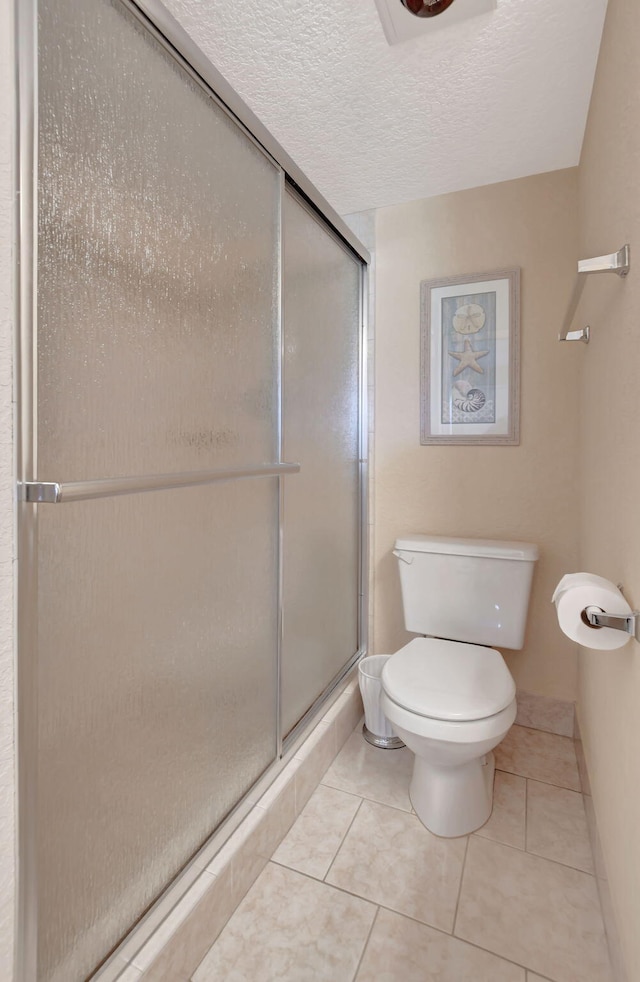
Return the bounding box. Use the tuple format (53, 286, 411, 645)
(16, 1, 368, 979)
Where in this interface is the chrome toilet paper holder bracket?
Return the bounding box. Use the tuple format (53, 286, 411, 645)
(583, 606, 640, 641)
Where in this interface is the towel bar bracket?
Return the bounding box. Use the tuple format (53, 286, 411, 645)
(578, 244, 630, 277)
(559, 325, 590, 344)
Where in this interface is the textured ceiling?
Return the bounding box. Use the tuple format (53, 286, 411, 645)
(160, 0, 608, 215)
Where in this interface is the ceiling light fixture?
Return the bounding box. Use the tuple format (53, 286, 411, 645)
(400, 0, 456, 16)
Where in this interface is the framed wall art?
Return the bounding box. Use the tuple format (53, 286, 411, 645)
(420, 268, 520, 445)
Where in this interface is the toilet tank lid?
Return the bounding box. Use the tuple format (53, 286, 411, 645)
(394, 534, 538, 562)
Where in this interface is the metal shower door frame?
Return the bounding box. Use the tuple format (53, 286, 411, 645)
(14, 0, 370, 978)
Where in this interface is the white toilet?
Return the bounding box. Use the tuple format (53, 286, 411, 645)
(380, 534, 538, 838)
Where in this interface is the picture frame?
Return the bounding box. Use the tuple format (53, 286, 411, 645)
(420, 267, 520, 445)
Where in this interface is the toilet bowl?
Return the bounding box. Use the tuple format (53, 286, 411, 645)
(382, 535, 538, 838)
(380, 638, 516, 836)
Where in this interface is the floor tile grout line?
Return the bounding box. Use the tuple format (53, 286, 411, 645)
(369, 899, 544, 976)
(317, 783, 366, 806)
(193, 719, 602, 982)
(474, 828, 525, 852)
(451, 834, 470, 937)
(265, 861, 426, 932)
(495, 765, 580, 794)
(261, 860, 386, 926)
(350, 905, 381, 982)
(232, 859, 557, 980)
(298, 769, 591, 878)
(469, 829, 599, 878)
(288, 768, 590, 884)
(271, 860, 541, 979)
(524, 846, 595, 877)
(524, 776, 585, 797)
(270, 856, 326, 882)
(266, 858, 363, 900)
(323, 795, 365, 883)
(511, 723, 575, 743)
(474, 828, 594, 876)
(497, 725, 581, 782)
(521, 778, 596, 875)
(277, 782, 367, 877)
(320, 773, 413, 816)
(328, 731, 580, 801)
(447, 926, 542, 975)
(322, 788, 413, 815)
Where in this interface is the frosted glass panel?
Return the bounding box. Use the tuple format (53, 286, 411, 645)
(34, 0, 281, 978)
(281, 192, 362, 734)
(36, 481, 279, 982)
(37, 0, 280, 482)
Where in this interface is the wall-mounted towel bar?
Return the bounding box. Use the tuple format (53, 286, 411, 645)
(578, 244, 630, 277)
(559, 244, 630, 343)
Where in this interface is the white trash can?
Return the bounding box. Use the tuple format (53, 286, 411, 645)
(358, 655, 405, 750)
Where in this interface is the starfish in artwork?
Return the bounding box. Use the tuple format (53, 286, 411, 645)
(448, 339, 490, 377)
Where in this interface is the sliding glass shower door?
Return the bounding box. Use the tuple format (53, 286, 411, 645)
(34, 1, 282, 979)
(281, 191, 363, 735)
(19, 0, 366, 979)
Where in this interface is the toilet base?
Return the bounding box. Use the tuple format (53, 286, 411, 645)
(362, 724, 405, 750)
(410, 751, 495, 838)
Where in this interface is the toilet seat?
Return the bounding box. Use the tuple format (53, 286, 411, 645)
(381, 689, 517, 745)
(381, 637, 515, 722)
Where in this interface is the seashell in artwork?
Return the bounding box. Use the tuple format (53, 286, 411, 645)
(453, 384, 486, 413)
(453, 380, 472, 396)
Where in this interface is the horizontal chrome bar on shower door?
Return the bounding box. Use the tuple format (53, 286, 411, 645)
(19, 462, 301, 504)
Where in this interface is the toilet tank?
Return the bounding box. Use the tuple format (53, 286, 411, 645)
(393, 534, 538, 650)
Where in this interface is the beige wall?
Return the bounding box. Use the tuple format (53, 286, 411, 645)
(373, 169, 581, 700)
(576, 0, 640, 978)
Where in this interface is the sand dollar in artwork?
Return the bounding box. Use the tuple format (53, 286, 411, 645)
(453, 302, 486, 335)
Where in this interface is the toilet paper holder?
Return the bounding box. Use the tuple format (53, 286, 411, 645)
(583, 606, 640, 642)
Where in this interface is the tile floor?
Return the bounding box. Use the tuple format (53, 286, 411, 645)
(191, 723, 612, 982)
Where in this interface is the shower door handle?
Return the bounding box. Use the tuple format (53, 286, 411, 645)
(19, 462, 301, 504)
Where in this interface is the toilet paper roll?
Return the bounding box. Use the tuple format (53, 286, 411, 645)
(552, 573, 632, 650)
